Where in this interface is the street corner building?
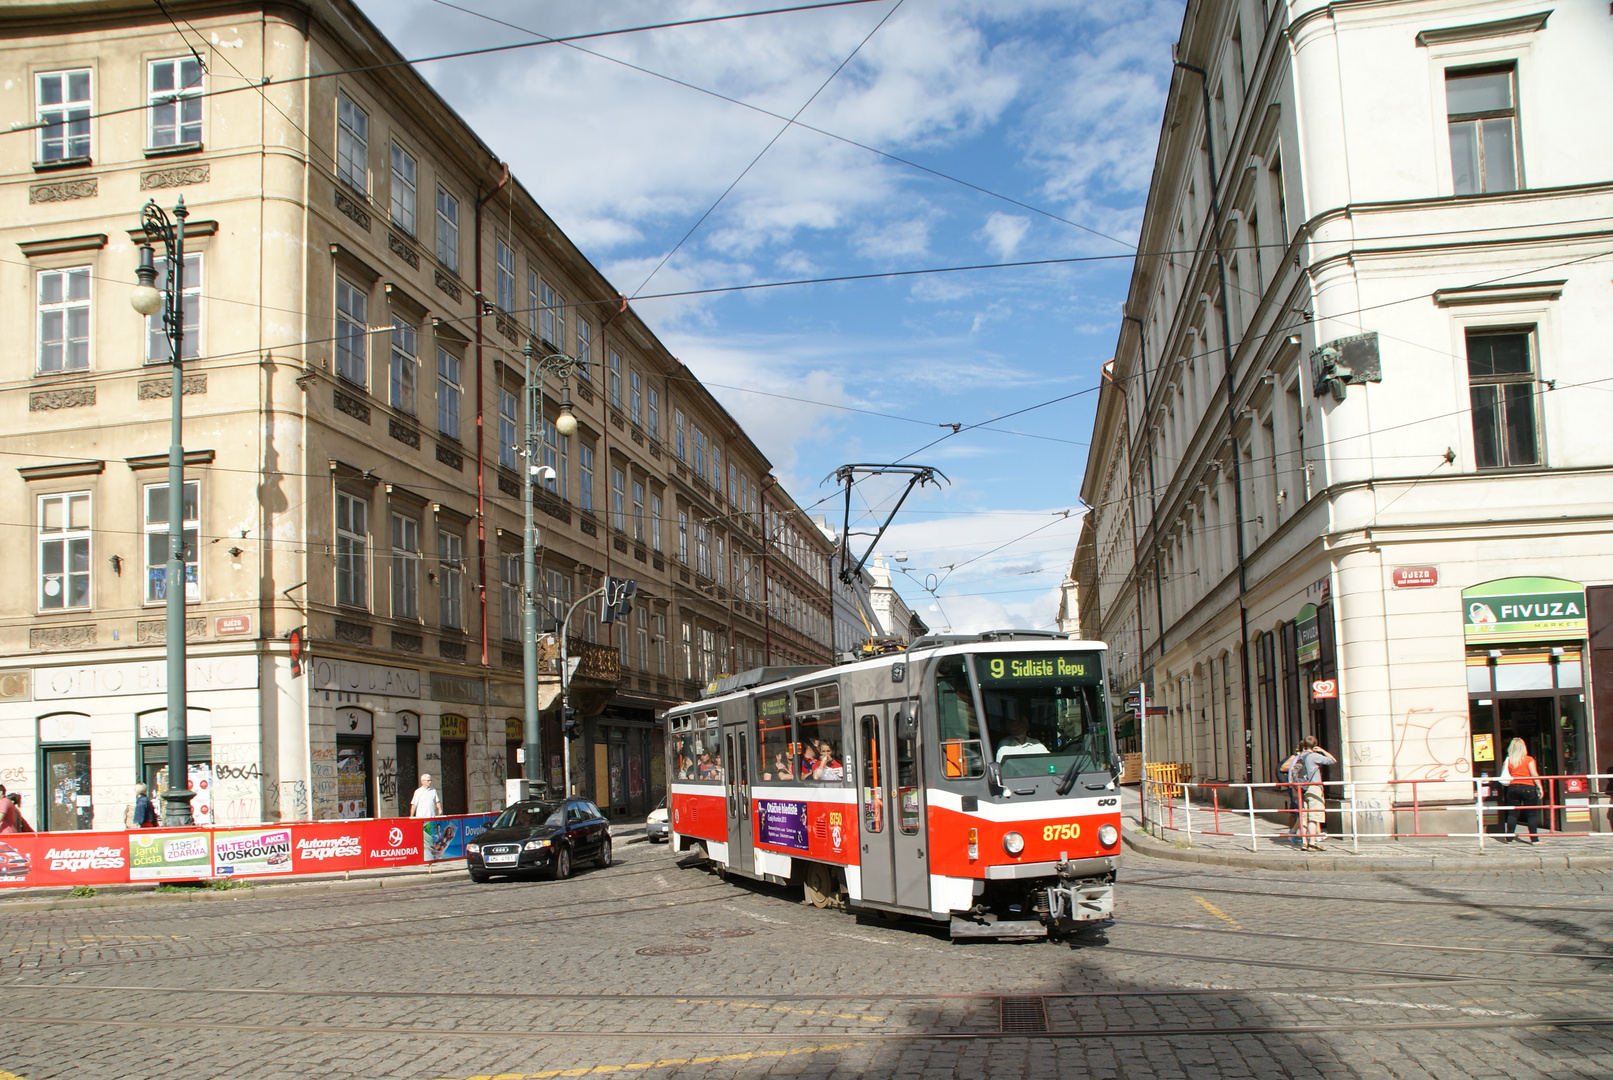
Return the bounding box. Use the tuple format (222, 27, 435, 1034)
(0, 0, 835, 834)
(1072, 0, 1613, 831)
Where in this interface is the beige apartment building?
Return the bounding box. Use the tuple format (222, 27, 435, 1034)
(0, 0, 832, 833)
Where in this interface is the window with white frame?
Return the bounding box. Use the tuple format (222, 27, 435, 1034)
(632, 481, 645, 543)
(1447, 66, 1519, 196)
(502, 551, 522, 641)
(336, 91, 368, 194)
(583, 607, 598, 645)
(437, 348, 461, 440)
(538, 281, 559, 347)
(610, 467, 626, 532)
(608, 350, 622, 410)
(544, 568, 570, 628)
(38, 492, 91, 611)
(728, 463, 737, 503)
(143, 481, 199, 603)
(495, 240, 516, 313)
(655, 613, 667, 674)
(693, 428, 707, 477)
(696, 524, 711, 578)
(149, 57, 203, 149)
(681, 620, 693, 679)
(677, 509, 689, 564)
(636, 607, 649, 671)
(630, 370, 642, 425)
(389, 317, 417, 414)
(711, 445, 721, 489)
(647, 387, 659, 437)
(335, 278, 367, 386)
(38, 267, 90, 374)
(650, 493, 663, 552)
(435, 188, 459, 272)
(527, 269, 539, 336)
(542, 419, 568, 499)
(391, 513, 419, 620)
(715, 535, 725, 585)
(578, 444, 595, 512)
(336, 491, 368, 608)
(1467, 329, 1540, 469)
(499, 388, 518, 469)
(439, 530, 464, 629)
(675, 409, 686, 460)
(390, 142, 417, 235)
(36, 69, 90, 162)
(575, 318, 591, 379)
(144, 254, 200, 363)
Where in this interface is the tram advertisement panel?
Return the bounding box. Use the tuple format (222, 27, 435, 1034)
(757, 800, 808, 849)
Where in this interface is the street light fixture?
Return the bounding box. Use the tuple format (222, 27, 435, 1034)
(520, 341, 581, 800)
(130, 196, 195, 827)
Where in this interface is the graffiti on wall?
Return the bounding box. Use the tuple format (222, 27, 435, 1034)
(1392, 706, 1472, 783)
(378, 757, 398, 803)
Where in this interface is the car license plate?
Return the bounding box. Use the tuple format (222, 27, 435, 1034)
(487, 854, 518, 865)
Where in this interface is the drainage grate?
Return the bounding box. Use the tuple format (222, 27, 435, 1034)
(636, 944, 712, 957)
(999, 996, 1049, 1034)
(685, 928, 758, 940)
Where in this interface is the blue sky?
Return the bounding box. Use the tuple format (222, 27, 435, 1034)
(358, 0, 1186, 632)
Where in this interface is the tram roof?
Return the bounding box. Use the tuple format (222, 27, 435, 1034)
(674, 630, 1108, 711)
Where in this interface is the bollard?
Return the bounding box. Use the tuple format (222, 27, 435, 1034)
(1247, 783, 1258, 853)
(1349, 781, 1358, 855)
(1475, 777, 1486, 854)
(1183, 783, 1193, 847)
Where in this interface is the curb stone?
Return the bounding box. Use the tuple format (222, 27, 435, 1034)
(1121, 826, 1613, 873)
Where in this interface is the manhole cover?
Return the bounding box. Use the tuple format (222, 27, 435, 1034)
(636, 944, 711, 957)
(684, 928, 757, 940)
(999, 996, 1049, 1033)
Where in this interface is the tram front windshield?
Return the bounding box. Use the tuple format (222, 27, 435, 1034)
(975, 653, 1112, 781)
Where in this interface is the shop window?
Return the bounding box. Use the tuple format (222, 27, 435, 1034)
(1467, 330, 1539, 469)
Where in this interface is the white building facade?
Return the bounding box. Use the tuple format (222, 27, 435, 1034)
(1077, 0, 1613, 823)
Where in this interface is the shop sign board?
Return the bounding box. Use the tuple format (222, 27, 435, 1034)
(1296, 603, 1320, 665)
(505, 717, 523, 742)
(311, 659, 421, 698)
(34, 656, 256, 700)
(128, 831, 212, 880)
(1392, 566, 1438, 589)
(0, 670, 31, 702)
(213, 827, 294, 876)
(1472, 734, 1495, 763)
(1311, 679, 1338, 700)
(215, 615, 253, 636)
(1461, 577, 1587, 645)
(438, 714, 469, 740)
(430, 673, 485, 705)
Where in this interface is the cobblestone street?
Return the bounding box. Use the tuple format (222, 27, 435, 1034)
(3, 837, 1612, 1079)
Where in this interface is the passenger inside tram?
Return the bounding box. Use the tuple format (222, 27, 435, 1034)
(807, 740, 844, 781)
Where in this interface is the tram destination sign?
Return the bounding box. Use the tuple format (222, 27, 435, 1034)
(977, 654, 1101, 687)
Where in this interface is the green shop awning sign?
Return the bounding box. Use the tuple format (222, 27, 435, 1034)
(1296, 603, 1320, 665)
(1462, 577, 1586, 645)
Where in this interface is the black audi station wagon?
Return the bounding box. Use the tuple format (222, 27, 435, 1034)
(465, 798, 612, 882)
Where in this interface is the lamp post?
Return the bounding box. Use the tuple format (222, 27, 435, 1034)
(520, 342, 579, 799)
(130, 197, 194, 826)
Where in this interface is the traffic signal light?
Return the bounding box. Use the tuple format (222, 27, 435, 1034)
(562, 709, 582, 741)
(601, 576, 638, 623)
(287, 627, 308, 677)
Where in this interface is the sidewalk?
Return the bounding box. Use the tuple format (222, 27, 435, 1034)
(1119, 784, 1613, 872)
(0, 818, 653, 912)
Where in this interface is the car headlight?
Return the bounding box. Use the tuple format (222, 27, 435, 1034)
(1003, 831, 1025, 856)
(523, 839, 551, 851)
(1098, 824, 1119, 847)
(466, 844, 480, 854)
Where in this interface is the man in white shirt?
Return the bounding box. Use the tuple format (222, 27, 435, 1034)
(410, 773, 442, 817)
(994, 715, 1047, 762)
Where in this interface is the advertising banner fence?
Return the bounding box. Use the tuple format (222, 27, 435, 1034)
(0, 812, 494, 890)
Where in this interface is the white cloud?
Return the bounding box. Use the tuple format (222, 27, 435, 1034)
(981, 212, 1030, 259)
(852, 217, 932, 261)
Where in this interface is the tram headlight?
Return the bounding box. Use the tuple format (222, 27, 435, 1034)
(1003, 831, 1025, 856)
(1099, 824, 1119, 848)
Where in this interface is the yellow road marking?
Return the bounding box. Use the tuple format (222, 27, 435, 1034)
(0, 1070, 31, 1080)
(1192, 895, 1243, 931)
(434, 1042, 856, 1080)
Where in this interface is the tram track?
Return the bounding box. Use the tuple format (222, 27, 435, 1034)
(1099, 945, 1613, 987)
(1112, 917, 1613, 963)
(1122, 876, 1613, 913)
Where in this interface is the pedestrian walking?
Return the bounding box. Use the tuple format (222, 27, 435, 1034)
(6, 793, 32, 834)
(0, 790, 19, 834)
(410, 773, 442, 818)
(131, 783, 160, 828)
(1500, 737, 1543, 843)
(1282, 736, 1336, 850)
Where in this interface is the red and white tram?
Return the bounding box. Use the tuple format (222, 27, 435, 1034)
(665, 631, 1121, 940)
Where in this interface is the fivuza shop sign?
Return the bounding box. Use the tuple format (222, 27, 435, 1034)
(1461, 577, 1586, 645)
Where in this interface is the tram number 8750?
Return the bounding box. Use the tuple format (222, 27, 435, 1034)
(1042, 823, 1081, 841)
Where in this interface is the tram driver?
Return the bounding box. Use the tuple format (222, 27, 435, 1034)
(994, 713, 1048, 761)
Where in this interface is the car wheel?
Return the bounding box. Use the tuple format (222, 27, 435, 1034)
(553, 845, 571, 880)
(596, 836, 612, 869)
(469, 871, 491, 884)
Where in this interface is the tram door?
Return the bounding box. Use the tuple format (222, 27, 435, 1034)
(723, 723, 753, 875)
(855, 701, 928, 910)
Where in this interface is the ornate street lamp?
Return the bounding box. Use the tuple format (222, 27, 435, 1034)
(130, 197, 195, 826)
(520, 341, 579, 799)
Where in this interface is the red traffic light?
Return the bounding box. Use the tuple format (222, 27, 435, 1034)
(288, 627, 307, 676)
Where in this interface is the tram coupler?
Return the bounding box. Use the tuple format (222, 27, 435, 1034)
(1043, 877, 1114, 925)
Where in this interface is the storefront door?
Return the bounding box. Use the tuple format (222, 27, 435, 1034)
(439, 714, 468, 815)
(42, 746, 91, 832)
(336, 708, 374, 820)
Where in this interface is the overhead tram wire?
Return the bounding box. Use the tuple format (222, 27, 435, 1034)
(0, 1, 891, 139)
(629, 0, 906, 299)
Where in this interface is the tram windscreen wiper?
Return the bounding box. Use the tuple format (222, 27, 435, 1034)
(1054, 758, 1080, 796)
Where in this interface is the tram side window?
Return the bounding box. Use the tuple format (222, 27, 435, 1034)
(671, 728, 698, 780)
(860, 713, 883, 833)
(693, 720, 724, 781)
(756, 693, 793, 781)
(795, 683, 845, 784)
(896, 707, 920, 834)
(936, 657, 984, 778)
